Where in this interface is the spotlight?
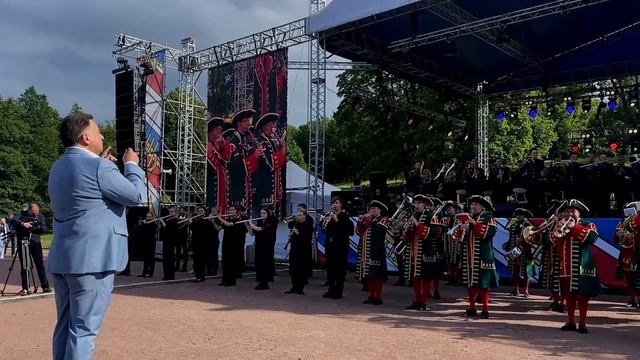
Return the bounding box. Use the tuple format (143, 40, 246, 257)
(407, 116, 415, 126)
(546, 101, 555, 116)
(528, 106, 538, 119)
(426, 123, 434, 131)
(584, 144, 593, 153)
(509, 104, 518, 118)
(496, 109, 505, 121)
(570, 142, 581, 154)
(608, 98, 618, 111)
(564, 96, 574, 114)
(447, 131, 453, 137)
(464, 133, 469, 141)
(608, 139, 621, 152)
(581, 97, 591, 112)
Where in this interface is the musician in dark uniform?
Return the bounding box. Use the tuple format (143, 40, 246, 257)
(189, 207, 214, 282)
(463, 159, 486, 197)
(452, 196, 498, 319)
(252, 113, 286, 216)
(249, 207, 278, 290)
(504, 208, 534, 297)
(429, 197, 446, 299)
(538, 200, 565, 312)
(206, 207, 222, 276)
(138, 212, 158, 278)
(227, 109, 262, 210)
(488, 158, 511, 203)
(321, 196, 355, 299)
(520, 148, 545, 214)
(406, 162, 423, 195)
(356, 200, 389, 305)
(565, 154, 582, 200)
(615, 204, 640, 308)
(217, 205, 248, 286)
(548, 156, 566, 202)
(175, 208, 190, 272)
(613, 154, 632, 217)
(551, 199, 601, 334)
(160, 207, 178, 280)
(286, 209, 314, 294)
(403, 195, 439, 311)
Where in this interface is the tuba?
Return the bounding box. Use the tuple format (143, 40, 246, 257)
(387, 194, 415, 254)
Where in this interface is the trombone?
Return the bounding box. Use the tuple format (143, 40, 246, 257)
(142, 213, 175, 224)
(521, 215, 558, 244)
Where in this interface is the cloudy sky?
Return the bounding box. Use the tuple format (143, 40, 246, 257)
(0, 0, 343, 127)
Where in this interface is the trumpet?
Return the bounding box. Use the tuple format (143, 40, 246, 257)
(552, 216, 575, 238)
(521, 215, 558, 244)
(282, 214, 296, 223)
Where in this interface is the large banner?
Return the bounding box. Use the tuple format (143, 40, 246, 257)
(138, 50, 165, 216)
(207, 49, 288, 216)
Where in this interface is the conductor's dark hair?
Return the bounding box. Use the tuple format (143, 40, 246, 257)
(297, 203, 308, 210)
(60, 112, 94, 148)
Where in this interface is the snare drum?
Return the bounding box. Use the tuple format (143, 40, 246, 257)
(506, 246, 523, 261)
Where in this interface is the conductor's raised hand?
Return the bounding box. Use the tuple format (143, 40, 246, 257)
(123, 148, 139, 165)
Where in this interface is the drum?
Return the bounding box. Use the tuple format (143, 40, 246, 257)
(506, 246, 523, 261)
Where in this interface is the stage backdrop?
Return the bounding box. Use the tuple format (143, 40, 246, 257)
(206, 49, 287, 216)
(315, 217, 626, 290)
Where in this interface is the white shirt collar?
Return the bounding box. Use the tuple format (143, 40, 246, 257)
(70, 146, 100, 158)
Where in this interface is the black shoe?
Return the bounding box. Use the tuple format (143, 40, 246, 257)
(18, 289, 29, 296)
(509, 290, 519, 296)
(285, 288, 296, 294)
(254, 284, 269, 290)
(627, 301, 638, 308)
(223, 282, 236, 287)
(432, 291, 441, 300)
(322, 291, 333, 298)
(480, 310, 489, 319)
(406, 302, 421, 310)
(329, 294, 343, 299)
(144, 274, 152, 278)
(162, 277, 175, 281)
(552, 303, 566, 313)
(561, 322, 577, 331)
(420, 304, 430, 311)
(42, 287, 52, 293)
(577, 324, 588, 334)
(218, 282, 227, 286)
(363, 297, 374, 304)
(361, 286, 369, 292)
(465, 309, 477, 317)
(137, 274, 146, 278)
(393, 279, 406, 286)
(322, 281, 330, 286)
(191, 278, 204, 283)
(372, 299, 383, 305)
(295, 289, 305, 295)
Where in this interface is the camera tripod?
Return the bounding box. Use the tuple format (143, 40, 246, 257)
(1, 236, 39, 296)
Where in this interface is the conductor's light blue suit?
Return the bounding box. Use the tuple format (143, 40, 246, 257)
(47, 147, 146, 360)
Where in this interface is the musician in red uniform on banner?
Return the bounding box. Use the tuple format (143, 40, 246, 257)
(615, 202, 640, 308)
(228, 109, 262, 210)
(252, 113, 286, 215)
(207, 117, 234, 215)
(452, 196, 498, 319)
(356, 200, 389, 306)
(403, 195, 440, 311)
(503, 208, 534, 297)
(550, 199, 601, 334)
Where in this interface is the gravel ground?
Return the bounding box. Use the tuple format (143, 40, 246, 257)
(1, 269, 639, 360)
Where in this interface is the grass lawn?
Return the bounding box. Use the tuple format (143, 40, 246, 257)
(41, 233, 53, 248)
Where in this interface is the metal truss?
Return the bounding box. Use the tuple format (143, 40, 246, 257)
(233, 60, 255, 111)
(288, 60, 374, 71)
(180, 19, 309, 72)
(307, 0, 327, 220)
(568, 126, 636, 140)
(353, 88, 467, 127)
(389, 0, 610, 52)
(426, 2, 540, 65)
(475, 84, 490, 173)
(114, 34, 183, 70)
(329, 29, 477, 95)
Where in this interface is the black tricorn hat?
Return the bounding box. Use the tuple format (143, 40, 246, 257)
(546, 199, 565, 216)
(221, 128, 234, 139)
(558, 199, 589, 214)
(468, 195, 495, 212)
(208, 116, 225, 132)
(231, 109, 256, 127)
(513, 208, 534, 218)
(412, 194, 432, 206)
(254, 113, 279, 131)
(429, 197, 443, 206)
(442, 200, 460, 211)
(368, 200, 389, 213)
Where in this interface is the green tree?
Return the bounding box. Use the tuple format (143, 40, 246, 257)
(99, 120, 116, 150)
(286, 125, 306, 169)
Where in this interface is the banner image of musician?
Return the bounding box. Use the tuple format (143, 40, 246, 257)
(207, 49, 288, 216)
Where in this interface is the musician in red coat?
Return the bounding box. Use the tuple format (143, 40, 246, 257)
(228, 109, 262, 210)
(207, 117, 233, 215)
(615, 202, 640, 308)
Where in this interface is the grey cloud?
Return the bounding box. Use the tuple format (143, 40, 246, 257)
(0, 0, 341, 127)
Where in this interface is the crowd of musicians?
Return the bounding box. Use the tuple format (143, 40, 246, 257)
(124, 189, 640, 335)
(407, 148, 639, 217)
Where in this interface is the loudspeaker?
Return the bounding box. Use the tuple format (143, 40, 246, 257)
(114, 68, 144, 169)
(369, 171, 387, 197)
